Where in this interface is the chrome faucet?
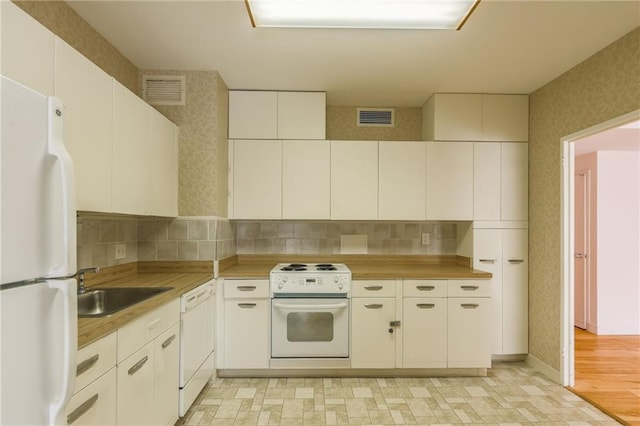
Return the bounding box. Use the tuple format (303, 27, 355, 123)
(76, 267, 100, 294)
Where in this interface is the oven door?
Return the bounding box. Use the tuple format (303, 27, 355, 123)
(271, 298, 349, 358)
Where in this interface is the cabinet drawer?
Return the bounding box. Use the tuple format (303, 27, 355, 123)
(448, 280, 490, 298)
(352, 280, 396, 298)
(117, 298, 180, 363)
(403, 280, 447, 297)
(75, 332, 116, 393)
(66, 368, 116, 426)
(224, 279, 269, 298)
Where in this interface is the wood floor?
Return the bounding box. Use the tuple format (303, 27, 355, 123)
(570, 327, 640, 425)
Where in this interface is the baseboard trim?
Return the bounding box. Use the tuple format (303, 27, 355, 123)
(525, 353, 561, 384)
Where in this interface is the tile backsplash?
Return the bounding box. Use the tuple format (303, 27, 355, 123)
(235, 221, 457, 255)
(77, 215, 236, 269)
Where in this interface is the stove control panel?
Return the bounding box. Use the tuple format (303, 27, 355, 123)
(270, 263, 351, 296)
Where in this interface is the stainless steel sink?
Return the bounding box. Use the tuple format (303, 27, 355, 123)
(77, 287, 171, 317)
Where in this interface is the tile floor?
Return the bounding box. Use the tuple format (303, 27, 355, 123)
(176, 362, 618, 425)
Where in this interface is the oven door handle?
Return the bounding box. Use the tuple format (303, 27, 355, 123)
(272, 302, 348, 310)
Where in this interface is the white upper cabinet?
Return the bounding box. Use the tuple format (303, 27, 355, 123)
(55, 38, 114, 213)
(422, 94, 482, 141)
(482, 95, 529, 142)
(422, 93, 529, 142)
(426, 142, 474, 220)
(228, 90, 326, 140)
(330, 141, 378, 220)
(231, 139, 282, 219)
(378, 142, 426, 220)
(278, 92, 326, 140)
(1, 2, 55, 95)
(148, 109, 178, 217)
(501, 143, 528, 221)
(228, 91, 278, 140)
(282, 140, 330, 219)
(112, 81, 152, 215)
(473, 142, 502, 221)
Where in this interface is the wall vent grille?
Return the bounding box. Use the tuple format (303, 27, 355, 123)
(142, 75, 185, 106)
(357, 108, 394, 127)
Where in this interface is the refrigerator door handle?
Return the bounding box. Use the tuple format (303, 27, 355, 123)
(47, 97, 77, 277)
(47, 279, 77, 426)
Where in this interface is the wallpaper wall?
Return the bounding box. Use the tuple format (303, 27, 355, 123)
(327, 106, 422, 141)
(14, 0, 139, 94)
(140, 70, 229, 217)
(528, 27, 640, 371)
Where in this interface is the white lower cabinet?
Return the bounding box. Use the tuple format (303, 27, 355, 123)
(222, 279, 270, 369)
(116, 300, 180, 425)
(447, 280, 491, 368)
(403, 297, 447, 368)
(351, 297, 396, 368)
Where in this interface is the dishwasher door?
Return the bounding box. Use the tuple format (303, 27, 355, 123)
(180, 283, 212, 387)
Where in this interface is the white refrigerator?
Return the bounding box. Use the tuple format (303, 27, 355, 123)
(1, 75, 78, 425)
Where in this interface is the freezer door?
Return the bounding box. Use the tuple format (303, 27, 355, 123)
(1, 76, 77, 284)
(0, 279, 77, 425)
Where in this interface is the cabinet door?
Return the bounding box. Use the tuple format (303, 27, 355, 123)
(351, 298, 396, 368)
(482, 95, 529, 142)
(330, 141, 378, 220)
(224, 299, 269, 368)
(228, 91, 278, 139)
(55, 38, 113, 213)
(277, 92, 326, 140)
(232, 140, 282, 219)
(502, 229, 528, 354)
(473, 142, 501, 221)
(447, 298, 491, 368)
(426, 142, 473, 220)
(501, 143, 528, 221)
(1, 1, 54, 95)
(112, 81, 152, 215)
(148, 109, 178, 217)
(282, 140, 330, 219)
(403, 298, 447, 368)
(66, 368, 116, 426)
(473, 229, 503, 355)
(117, 343, 155, 426)
(430, 94, 483, 141)
(379, 142, 426, 220)
(154, 324, 180, 426)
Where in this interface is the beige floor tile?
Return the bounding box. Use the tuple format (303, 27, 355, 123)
(303, 410, 327, 425)
(256, 411, 270, 426)
(215, 400, 243, 419)
(367, 409, 394, 424)
(235, 388, 257, 399)
(352, 387, 373, 398)
(325, 388, 355, 399)
(345, 399, 369, 418)
(281, 399, 304, 419)
(234, 411, 259, 425)
(408, 387, 431, 398)
(264, 388, 296, 399)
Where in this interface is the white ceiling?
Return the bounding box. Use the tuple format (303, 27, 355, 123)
(67, 0, 640, 107)
(575, 120, 640, 156)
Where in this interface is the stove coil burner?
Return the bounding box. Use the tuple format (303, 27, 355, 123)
(315, 263, 337, 271)
(281, 263, 308, 271)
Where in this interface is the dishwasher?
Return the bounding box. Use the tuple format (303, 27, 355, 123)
(179, 279, 215, 416)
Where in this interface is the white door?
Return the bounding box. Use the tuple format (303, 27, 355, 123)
(473, 229, 503, 354)
(502, 229, 529, 354)
(351, 298, 396, 368)
(574, 171, 589, 329)
(403, 298, 447, 368)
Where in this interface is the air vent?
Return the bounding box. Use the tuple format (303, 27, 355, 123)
(142, 75, 185, 106)
(357, 108, 394, 127)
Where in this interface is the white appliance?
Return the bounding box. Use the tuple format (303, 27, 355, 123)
(179, 280, 215, 416)
(270, 263, 351, 358)
(1, 76, 78, 425)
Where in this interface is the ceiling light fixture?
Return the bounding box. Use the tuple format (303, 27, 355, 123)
(245, 0, 481, 30)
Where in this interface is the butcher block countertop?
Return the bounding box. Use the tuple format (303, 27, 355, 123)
(77, 261, 213, 349)
(218, 255, 492, 280)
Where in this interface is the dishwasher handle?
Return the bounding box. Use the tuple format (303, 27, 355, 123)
(182, 286, 212, 312)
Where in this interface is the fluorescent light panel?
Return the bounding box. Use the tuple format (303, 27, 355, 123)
(246, 0, 480, 30)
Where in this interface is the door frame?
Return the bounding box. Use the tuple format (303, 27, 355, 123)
(560, 108, 640, 386)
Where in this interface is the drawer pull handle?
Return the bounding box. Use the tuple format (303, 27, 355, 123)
(416, 303, 435, 309)
(364, 285, 383, 291)
(187, 295, 197, 302)
(416, 285, 435, 291)
(461, 303, 479, 309)
(147, 318, 162, 330)
(364, 303, 383, 309)
(128, 355, 149, 376)
(508, 259, 524, 264)
(238, 303, 257, 309)
(237, 286, 256, 291)
(461, 285, 479, 291)
(67, 394, 98, 424)
(479, 259, 497, 264)
(161, 334, 176, 349)
(76, 354, 99, 376)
